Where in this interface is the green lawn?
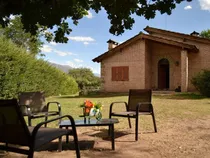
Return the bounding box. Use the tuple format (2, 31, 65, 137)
(31, 92, 210, 131)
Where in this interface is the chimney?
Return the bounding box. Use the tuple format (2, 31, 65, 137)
(107, 39, 119, 50)
(190, 31, 200, 37)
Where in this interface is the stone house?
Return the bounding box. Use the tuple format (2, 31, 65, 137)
(92, 26, 210, 92)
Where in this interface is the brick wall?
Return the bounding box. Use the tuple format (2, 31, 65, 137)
(100, 32, 210, 92)
(101, 39, 146, 92)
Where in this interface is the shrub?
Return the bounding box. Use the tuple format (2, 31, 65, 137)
(0, 36, 78, 98)
(191, 70, 210, 97)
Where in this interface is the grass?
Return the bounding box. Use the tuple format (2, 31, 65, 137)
(31, 92, 210, 131)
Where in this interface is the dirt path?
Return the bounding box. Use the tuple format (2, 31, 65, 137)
(2, 117, 210, 158)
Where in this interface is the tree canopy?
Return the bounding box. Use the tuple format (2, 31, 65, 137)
(200, 29, 210, 39)
(0, 16, 43, 56)
(0, 0, 192, 43)
(69, 68, 101, 90)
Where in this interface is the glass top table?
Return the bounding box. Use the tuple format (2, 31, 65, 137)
(59, 118, 119, 150)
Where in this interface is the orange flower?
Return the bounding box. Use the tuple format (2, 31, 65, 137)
(84, 100, 94, 108)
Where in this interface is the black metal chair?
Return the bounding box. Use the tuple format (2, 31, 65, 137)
(109, 89, 157, 141)
(18, 91, 61, 126)
(0, 99, 80, 158)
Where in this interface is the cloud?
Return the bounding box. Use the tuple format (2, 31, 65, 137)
(50, 42, 57, 46)
(41, 44, 77, 56)
(84, 42, 89, 45)
(54, 50, 77, 56)
(40, 45, 53, 53)
(74, 59, 83, 63)
(68, 36, 95, 42)
(199, 0, 210, 11)
(86, 11, 93, 19)
(184, 5, 192, 10)
(68, 36, 95, 45)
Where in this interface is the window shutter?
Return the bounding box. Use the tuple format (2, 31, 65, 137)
(112, 66, 129, 81)
(123, 67, 129, 81)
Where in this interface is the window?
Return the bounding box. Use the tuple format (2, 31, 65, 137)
(112, 66, 129, 81)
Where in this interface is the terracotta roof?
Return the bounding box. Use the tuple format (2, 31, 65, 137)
(144, 26, 210, 44)
(92, 33, 198, 63)
(141, 34, 199, 52)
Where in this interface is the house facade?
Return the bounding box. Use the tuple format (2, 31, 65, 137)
(92, 26, 210, 92)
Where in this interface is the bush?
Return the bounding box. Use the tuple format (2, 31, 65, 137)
(0, 37, 78, 98)
(191, 70, 210, 97)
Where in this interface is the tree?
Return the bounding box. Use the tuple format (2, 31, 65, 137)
(69, 68, 101, 91)
(0, 0, 192, 43)
(191, 70, 210, 97)
(0, 16, 43, 56)
(200, 29, 210, 39)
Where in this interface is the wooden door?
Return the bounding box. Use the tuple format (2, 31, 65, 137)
(158, 59, 169, 89)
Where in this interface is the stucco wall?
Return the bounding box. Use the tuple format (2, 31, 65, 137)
(101, 39, 146, 92)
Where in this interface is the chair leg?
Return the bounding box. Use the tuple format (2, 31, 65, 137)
(128, 117, 132, 128)
(135, 115, 139, 141)
(108, 115, 112, 135)
(44, 115, 48, 127)
(152, 113, 157, 132)
(28, 147, 34, 158)
(28, 117, 32, 126)
(72, 127, 80, 158)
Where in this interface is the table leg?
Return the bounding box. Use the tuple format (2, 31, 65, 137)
(66, 126, 69, 143)
(110, 124, 115, 150)
(58, 136, 62, 152)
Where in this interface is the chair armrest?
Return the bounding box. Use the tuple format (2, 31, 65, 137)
(109, 102, 128, 116)
(46, 102, 61, 113)
(30, 115, 77, 146)
(19, 104, 32, 116)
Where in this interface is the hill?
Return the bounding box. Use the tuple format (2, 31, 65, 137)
(49, 62, 72, 73)
(49, 62, 100, 77)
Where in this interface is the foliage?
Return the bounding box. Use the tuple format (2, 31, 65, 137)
(191, 69, 210, 97)
(0, 0, 192, 43)
(69, 68, 101, 91)
(200, 29, 210, 39)
(0, 16, 43, 56)
(0, 36, 78, 99)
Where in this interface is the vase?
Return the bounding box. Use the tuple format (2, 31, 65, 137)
(95, 111, 102, 121)
(89, 108, 96, 116)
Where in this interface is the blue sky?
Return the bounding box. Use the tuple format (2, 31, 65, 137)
(40, 0, 210, 75)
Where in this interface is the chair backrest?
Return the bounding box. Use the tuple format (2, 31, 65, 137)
(18, 91, 47, 114)
(0, 99, 30, 146)
(128, 89, 152, 112)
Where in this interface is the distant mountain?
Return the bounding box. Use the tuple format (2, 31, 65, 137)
(49, 62, 72, 73)
(49, 62, 101, 77)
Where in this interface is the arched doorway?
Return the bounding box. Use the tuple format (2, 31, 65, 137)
(158, 58, 169, 89)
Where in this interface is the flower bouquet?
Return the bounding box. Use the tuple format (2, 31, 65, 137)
(80, 100, 103, 121)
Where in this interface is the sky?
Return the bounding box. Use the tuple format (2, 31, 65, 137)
(40, 0, 210, 76)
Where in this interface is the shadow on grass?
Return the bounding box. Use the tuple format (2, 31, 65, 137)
(53, 91, 207, 100)
(154, 93, 207, 100)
